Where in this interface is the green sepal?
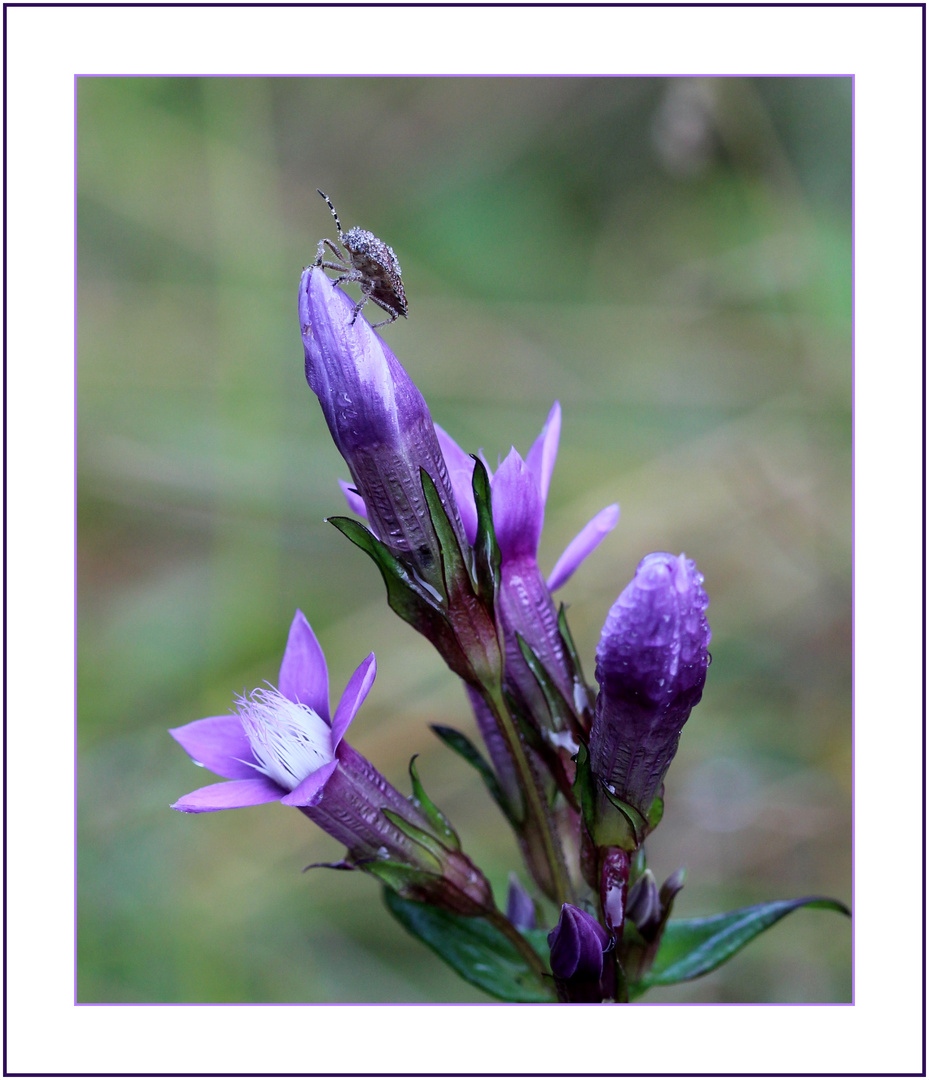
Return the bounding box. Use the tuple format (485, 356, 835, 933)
(420, 468, 469, 602)
(557, 603, 594, 719)
(629, 843, 648, 884)
(361, 857, 435, 896)
(598, 790, 649, 850)
(383, 889, 556, 1003)
(647, 793, 664, 832)
(408, 756, 460, 851)
(470, 456, 500, 611)
(628, 896, 852, 997)
(380, 808, 446, 869)
(327, 516, 438, 622)
(574, 744, 643, 850)
(515, 633, 581, 744)
(430, 724, 515, 824)
(573, 742, 597, 826)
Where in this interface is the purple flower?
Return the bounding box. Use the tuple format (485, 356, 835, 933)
(589, 552, 711, 824)
(435, 402, 619, 595)
(170, 611, 493, 910)
(547, 903, 615, 1003)
(170, 609, 365, 814)
(347, 401, 618, 746)
(449, 403, 618, 746)
(299, 266, 467, 591)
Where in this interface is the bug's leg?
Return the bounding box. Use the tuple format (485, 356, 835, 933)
(367, 293, 401, 328)
(348, 294, 370, 326)
(332, 268, 363, 288)
(316, 239, 347, 268)
(369, 308, 400, 329)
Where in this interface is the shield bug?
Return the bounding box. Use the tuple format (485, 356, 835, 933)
(314, 190, 408, 329)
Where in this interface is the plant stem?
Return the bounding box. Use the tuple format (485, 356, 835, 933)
(484, 906, 550, 981)
(482, 681, 573, 905)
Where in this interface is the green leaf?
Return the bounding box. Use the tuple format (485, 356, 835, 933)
(557, 603, 594, 716)
(327, 516, 437, 623)
(430, 724, 515, 823)
(380, 808, 446, 869)
(470, 456, 500, 610)
(407, 756, 460, 851)
(419, 468, 468, 602)
(383, 889, 556, 1002)
(629, 896, 852, 996)
(515, 633, 580, 740)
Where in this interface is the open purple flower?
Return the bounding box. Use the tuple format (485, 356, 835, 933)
(589, 552, 711, 826)
(170, 609, 370, 814)
(435, 401, 619, 594)
(300, 266, 467, 592)
(170, 611, 493, 912)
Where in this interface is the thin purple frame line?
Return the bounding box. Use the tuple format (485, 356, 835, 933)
(849, 71, 856, 1010)
(73, 74, 80, 1013)
(73, 72, 858, 78)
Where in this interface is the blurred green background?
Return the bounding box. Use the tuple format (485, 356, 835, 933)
(77, 76, 852, 1003)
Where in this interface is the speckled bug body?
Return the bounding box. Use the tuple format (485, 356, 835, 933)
(314, 190, 408, 329)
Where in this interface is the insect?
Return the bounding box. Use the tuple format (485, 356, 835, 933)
(314, 189, 408, 329)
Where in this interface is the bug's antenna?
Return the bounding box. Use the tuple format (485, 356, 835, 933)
(317, 189, 342, 237)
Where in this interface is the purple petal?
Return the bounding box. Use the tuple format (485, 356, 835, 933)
(525, 401, 561, 505)
(171, 777, 284, 813)
(339, 478, 368, 520)
(278, 609, 330, 721)
(589, 552, 711, 816)
(435, 424, 479, 545)
(279, 759, 339, 807)
(331, 653, 377, 749)
(169, 716, 257, 780)
(491, 449, 544, 560)
(547, 503, 620, 592)
(547, 903, 610, 981)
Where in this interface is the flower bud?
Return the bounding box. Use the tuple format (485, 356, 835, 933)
(547, 903, 615, 1003)
(299, 266, 467, 590)
(589, 552, 711, 825)
(626, 869, 662, 936)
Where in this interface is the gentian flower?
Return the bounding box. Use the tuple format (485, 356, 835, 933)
(589, 552, 711, 828)
(547, 903, 615, 1003)
(171, 610, 493, 911)
(344, 400, 619, 747)
(435, 402, 619, 596)
(299, 266, 468, 593)
(443, 403, 618, 749)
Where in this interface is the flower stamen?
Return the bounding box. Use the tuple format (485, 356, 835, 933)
(235, 686, 334, 792)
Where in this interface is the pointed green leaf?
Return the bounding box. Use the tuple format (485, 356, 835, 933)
(380, 808, 446, 868)
(327, 516, 437, 623)
(408, 756, 460, 851)
(430, 724, 515, 823)
(383, 889, 556, 1003)
(629, 896, 852, 996)
(515, 632, 581, 742)
(557, 603, 594, 717)
(420, 468, 469, 601)
(470, 456, 500, 610)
